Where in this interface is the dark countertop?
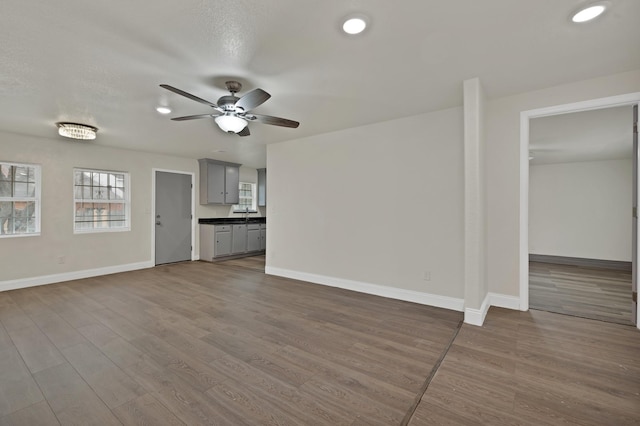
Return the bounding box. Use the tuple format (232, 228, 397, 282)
(199, 217, 266, 225)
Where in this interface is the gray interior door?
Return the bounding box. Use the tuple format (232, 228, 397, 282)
(633, 104, 638, 325)
(155, 171, 192, 265)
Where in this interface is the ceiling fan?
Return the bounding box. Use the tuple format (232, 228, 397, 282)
(159, 81, 299, 137)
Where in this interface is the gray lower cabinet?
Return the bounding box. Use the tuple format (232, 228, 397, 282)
(231, 224, 248, 254)
(199, 225, 232, 261)
(247, 224, 261, 252)
(215, 227, 232, 256)
(200, 223, 266, 261)
(260, 224, 266, 251)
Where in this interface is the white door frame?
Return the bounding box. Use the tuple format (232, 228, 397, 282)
(151, 169, 196, 264)
(519, 92, 640, 328)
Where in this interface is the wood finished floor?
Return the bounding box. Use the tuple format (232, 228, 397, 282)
(0, 260, 461, 425)
(529, 261, 633, 325)
(214, 254, 266, 273)
(1, 261, 639, 425)
(410, 307, 640, 425)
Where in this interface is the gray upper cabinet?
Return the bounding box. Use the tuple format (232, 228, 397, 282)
(257, 168, 266, 207)
(198, 159, 241, 205)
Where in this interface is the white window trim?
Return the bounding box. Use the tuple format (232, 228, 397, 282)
(73, 168, 131, 234)
(0, 161, 41, 238)
(233, 182, 258, 213)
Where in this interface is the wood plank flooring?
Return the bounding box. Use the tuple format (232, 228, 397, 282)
(1, 260, 639, 425)
(529, 261, 633, 325)
(410, 307, 640, 425)
(0, 260, 461, 425)
(214, 254, 266, 273)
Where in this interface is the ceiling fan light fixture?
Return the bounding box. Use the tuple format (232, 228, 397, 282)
(156, 106, 172, 114)
(215, 113, 248, 133)
(571, 2, 608, 23)
(56, 122, 98, 140)
(342, 16, 368, 35)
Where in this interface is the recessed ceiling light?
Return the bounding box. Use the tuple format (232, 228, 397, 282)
(342, 16, 367, 35)
(571, 3, 608, 23)
(156, 106, 171, 114)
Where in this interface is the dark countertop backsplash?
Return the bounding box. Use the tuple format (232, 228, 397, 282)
(198, 217, 266, 225)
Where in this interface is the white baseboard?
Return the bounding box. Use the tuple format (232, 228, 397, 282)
(489, 292, 520, 310)
(464, 293, 490, 326)
(0, 261, 154, 292)
(464, 292, 521, 326)
(265, 266, 464, 312)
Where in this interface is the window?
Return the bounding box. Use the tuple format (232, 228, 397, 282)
(74, 168, 130, 233)
(233, 182, 257, 213)
(0, 162, 41, 237)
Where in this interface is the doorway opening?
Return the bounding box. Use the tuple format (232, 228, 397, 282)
(519, 93, 640, 328)
(528, 106, 633, 325)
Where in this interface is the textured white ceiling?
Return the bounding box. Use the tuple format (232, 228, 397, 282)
(530, 106, 633, 165)
(1, 0, 639, 168)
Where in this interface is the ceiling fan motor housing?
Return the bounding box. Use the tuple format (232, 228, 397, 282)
(217, 95, 240, 111)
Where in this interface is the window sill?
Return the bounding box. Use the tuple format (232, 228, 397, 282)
(74, 227, 131, 235)
(0, 232, 41, 239)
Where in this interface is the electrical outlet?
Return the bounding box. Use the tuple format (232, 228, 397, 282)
(58, 256, 65, 264)
(423, 271, 431, 281)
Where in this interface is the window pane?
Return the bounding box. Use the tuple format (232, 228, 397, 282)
(111, 188, 124, 200)
(13, 201, 35, 233)
(26, 217, 36, 233)
(0, 163, 39, 237)
(0, 166, 11, 181)
(14, 182, 29, 197)
(109, 203, 125, 219)
(92, 187, 106, 200)
(74, 169, 128, 232)
(14, 166, 30, 182)
(0, 201, 13, 234)
(0, 180, 11, 197)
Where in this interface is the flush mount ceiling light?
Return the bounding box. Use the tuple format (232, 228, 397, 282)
(571, 2, 609, 23)
(214, 113, 248, 133)
(156, 106, 171, 114)
(342, 15, 368, 35)
(56, 122, 98, 140)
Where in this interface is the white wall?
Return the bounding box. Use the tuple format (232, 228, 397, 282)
(0, 131, 241, 286)
(463, 78, 488, 318)
(486, 69, 640, 296)
(529, 159, 632, 262)
(0, 128, 270, 289)
(267, 107, 465, 303)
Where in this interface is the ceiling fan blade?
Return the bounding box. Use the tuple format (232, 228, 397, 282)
(159, 84, 221, 110)
(237, 127, 250, 137)
(248, 114, 299, 128)
(171, 114, 219, 121)
(235, 88, 271, 112)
